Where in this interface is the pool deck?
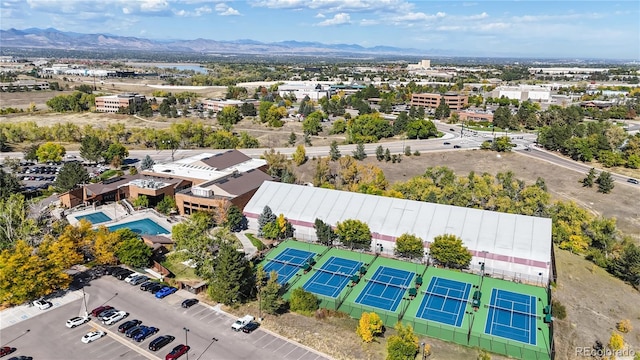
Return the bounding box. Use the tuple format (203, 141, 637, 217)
(66, 204, 177, 235)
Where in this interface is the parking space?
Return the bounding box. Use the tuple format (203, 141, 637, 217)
(1, 274, 331, 360)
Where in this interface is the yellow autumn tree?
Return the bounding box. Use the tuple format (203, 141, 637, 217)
(93, 228, 123, 265)
(356, 312, 384, 343)
(293, 145, 307, 166)
(39, 234, 83, 271)
(609, 331, 624, 350)
(616, 319, 633, 334)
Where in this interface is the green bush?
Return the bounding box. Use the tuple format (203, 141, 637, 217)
(289, 288, 319, 315)
(551, 299, 567, 320)
(245, 233, 266, 251)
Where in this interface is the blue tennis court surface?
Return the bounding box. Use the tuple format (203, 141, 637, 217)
(303, 257, 362, 298)
(484, 289, 537, 345)
(416, 277, 471, 327)
(354, 267, 414, 312)
(263, 248, 315, 285)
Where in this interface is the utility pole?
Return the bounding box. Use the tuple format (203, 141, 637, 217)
(183, 327, 190, 360)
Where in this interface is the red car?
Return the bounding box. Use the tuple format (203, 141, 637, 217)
(0, 346, 16, 357)
(90, 305, 113, 317)
(165, 344, 190, 360)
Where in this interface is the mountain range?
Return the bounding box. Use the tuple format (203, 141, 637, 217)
(0, 28, 431, 56)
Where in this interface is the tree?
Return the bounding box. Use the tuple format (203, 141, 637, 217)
(258, 206, 276, 237)
(289, 287, 319, 314)
(260, 270, 283, 315)
(80, 135, 106, 164)
(375, 145, 384, 161)
(356, 312, 384, 343)
(207, 241, 253, 305)
(240, 102, 257, 116)
(352, 143, 367, 161)
(23, 143, 40, 161)
(335, 219, 371, 250)
(36, 142, 66, 162)
(115, 237, 152, 268)
(491, 136, 515, 152)
(156, 196, 177, 215)
(224, 205, 247, 232)
(493, 105, 513, 130)
(395, 234, 424, 259)
(0, 169, 21, 200)
(330, 119, 347, 134)
(429, 234, 472, 269)
(596, 171, 615, 194)
(288, 132, 297, 147)
(406, 119, 438, 139)
(582, 168, 597, 187)
(93, 227, 122, 265)
(171, 212, 216, 274)
(132, 195, 149, 209)
(386, 323, 420, 360)
(217, 105, 242, 130)
(293, 145, 307, 166)
(102, 142, 129, 165)
(329, 140, 341, 161)
(54, 162, 90, 192)
(434, 99, 451, 120)
(608, 243, 640, 285)
(314, 218, 337, 246)
(384, 148, 391, 162)
(404, 146, 412, 157)
(393, 112, 409, 135)
(302, 111, 324, 135)
(140, 155, 155, 171)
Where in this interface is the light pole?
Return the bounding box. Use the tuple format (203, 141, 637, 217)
(183, 327, 190, 360)
(538, 327, 550, 359)
(162, 140, 177, 162)
(81, 287, 89, 317)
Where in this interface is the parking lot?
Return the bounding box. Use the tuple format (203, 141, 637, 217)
(1, 274, 331, 360)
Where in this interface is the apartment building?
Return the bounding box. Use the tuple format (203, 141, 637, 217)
(410, 92, 468, 110)
(95, 93, 146, 113)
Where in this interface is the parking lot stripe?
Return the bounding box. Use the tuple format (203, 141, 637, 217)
(89, 320, 161, 360)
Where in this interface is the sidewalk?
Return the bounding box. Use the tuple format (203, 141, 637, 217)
(0, 290, 85, 330)
(236, 231, 258, 258)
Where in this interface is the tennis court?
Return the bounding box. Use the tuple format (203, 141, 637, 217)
(484, 288, 537, 345)
(263, 248, 316, 285)
(302, 256, 362, 298)
(354, 266, 414, 312)
(415, 277, 472, 327)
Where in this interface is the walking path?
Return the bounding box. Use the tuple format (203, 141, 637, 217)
(236, 230, 258, 257)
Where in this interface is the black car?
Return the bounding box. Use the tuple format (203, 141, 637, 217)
(453, 145, 462, 149)
(118, 319, 142, 333)
(140, 281, 155, 291)
(443, 142, 451, 145)
(116, 270, 134, 280)
(242, 322, 260, 333)
(111, 268, 129, 278)
(126, 325, 146, 338)
(148, 335, 175, 351)
(148, 283, 165, 294)
(181, 299, 199, 308)
(8, 357, 33, 360)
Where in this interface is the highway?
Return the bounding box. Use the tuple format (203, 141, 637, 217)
(1, 121, 638, 188)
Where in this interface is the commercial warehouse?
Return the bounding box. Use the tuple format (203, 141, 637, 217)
(243, 181, 554, 287)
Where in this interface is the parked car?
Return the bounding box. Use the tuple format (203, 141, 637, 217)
(98, 308, 118, 321)
(103, 311, 129, 325)
(33, 299, 52, 310)
(140, 281, 154, 291)
(165, 344, 190, 360)
(130, 275, 149, 285)
(453, 145, 462, 149)
(90, 305, 113, 317)
(0, 347, 16, 357)
(149, 335, 175, 351)
(241, 322, 260, 333)
(181, 299, 198, 308)
(81, 330, 106, 344)
(124, 273, 142, 283)
(134, 326, 159, 342)
(110, 268, 128, 278)
(628, 178, 639, 185)
(155, 287, 178, 299)
(126, 325, 147, 338)
(148, 283, 165, 294)
(443, 142, 451, 145)
(7, 356, 32, 360)
(66, 316, 90, 328)
(116, 270, 134, 280)
(118, 319, 142, 333)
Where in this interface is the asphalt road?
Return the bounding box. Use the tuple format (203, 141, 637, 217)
(1, 275, 330, 360)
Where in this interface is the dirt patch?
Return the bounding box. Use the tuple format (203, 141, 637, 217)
(296, 150, 640, 241)
(553, 247, 640, 360)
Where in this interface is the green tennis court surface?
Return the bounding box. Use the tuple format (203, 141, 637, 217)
(415, 277, 471, 327)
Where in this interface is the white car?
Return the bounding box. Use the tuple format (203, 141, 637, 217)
(66, 316, 90, 328)
(124, 273, 142, 283)
(103, 311, 128, 325)
(33, 299, 52, 310)
(81, 330, 106, 343)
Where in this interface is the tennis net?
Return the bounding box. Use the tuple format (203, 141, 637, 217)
(487, 303, 537, 318)
(365, 278, 409, 290)
(421, 288, 469, 304)
(313, 267, 353, 278)
(265, 257, 306, 268)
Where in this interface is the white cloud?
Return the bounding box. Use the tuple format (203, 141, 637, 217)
(359, 18, 378, 26)
(122, 7, 131, 14)
(252, 0, 413, 14)
(195, 5, 212, 15)
(391, 11, 445, 22)
(465, 12, 488, 20)
(214, 3, 240, 16)
(317, 12, 351, 26)
(315, 12, 325, 18)
(139, 0, 169, 12)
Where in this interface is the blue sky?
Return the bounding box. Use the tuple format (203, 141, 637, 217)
(1, 0, 639, 59)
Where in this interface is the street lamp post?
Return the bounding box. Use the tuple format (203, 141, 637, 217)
(81, 287, 89, 317)
(183, 327, 190, 360)
(538, 327, 550, 358)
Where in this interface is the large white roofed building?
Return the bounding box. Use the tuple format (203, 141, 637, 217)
(244, 181, 554, 287)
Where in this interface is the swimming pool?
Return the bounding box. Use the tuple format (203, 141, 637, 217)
(75, 212, 112, 224)
(107, 218, 170, 235)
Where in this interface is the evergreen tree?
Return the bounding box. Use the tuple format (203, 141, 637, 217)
(54, 162, 90, 192)
(258, 206, 276, 237)
(0, 169, 21, 201)
(224, 205, 247, 232)
(596, 171, 615, 194)
(329, 140, 341, 161)
(352, 142, 367, 160)
(304, 133, 312, 146)
(404, 146, 412, 156)
(141, 155, 155, 171)
(582, 168, 597, 187)
(260, 270, 283, 315)
(375, 145, 384, 161)
(80, 135, 106, 164)
(393, 112, 409, 135)
(288, 132, 297, 147)
(384, 148, 392, 162)
(434, 98, 450, 120)
(207, 242, 253, 305)
(314, 218, 337, 246)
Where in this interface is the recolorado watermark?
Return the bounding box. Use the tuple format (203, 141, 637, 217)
(575, 347, 636, 357)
